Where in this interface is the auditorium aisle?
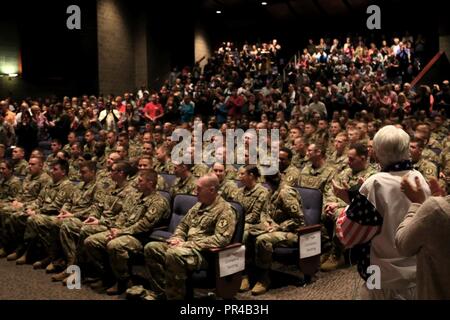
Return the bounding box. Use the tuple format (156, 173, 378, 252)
(0, 259, 361, 300)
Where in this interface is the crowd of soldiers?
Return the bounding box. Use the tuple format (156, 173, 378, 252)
(1, 35, 450, 299)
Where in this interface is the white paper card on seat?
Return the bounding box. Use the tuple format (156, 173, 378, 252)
(299, 231, 321, 259)
(219, 245, 245, 278)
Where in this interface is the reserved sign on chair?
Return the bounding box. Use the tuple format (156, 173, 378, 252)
(299, 231, 321, 259)
(219, 245, 245, 278)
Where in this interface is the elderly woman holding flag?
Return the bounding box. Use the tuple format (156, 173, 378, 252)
(333, 125, 430, 300)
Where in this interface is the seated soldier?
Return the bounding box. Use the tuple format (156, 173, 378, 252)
(3, 157, 51, 261)
(234, 165, 270, 292)
(0, 160, 23, 257)
(187, 146, 210, 178)
(11, 147, 28, 177)
(410, 137, 438, 183)
(321, 143, 377, 271)
(170, 162, 197, 196)
(143, 174, 236, 300)
(298, 143, 335, 194)
(50, 161, 100, 281)
(278, 147, 301, 187)
(11, 160, 76, 269)
(245, 172, 304, 295)
(154, 146, 175, 174)
(57, 161, 136, 285)
(211, 162, 238, 201)
(327, 132, 349, 171)
(84, 169, 170, 295)
(133, 156, 168, 191)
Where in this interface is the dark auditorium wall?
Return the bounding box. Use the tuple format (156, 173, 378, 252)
(0, 1, 98, 99)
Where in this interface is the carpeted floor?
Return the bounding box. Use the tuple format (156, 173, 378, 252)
(0, 258, 362, 300)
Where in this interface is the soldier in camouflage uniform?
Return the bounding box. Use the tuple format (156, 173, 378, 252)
(104, 131, 117, 159)
(44, 139, 62, 172)
(84, 170, 170, 295)
(234, 165, 270, 292)
(143, 174, 236, 300)
(327, 132, 348, 171)
(10, 160, 76, 269)
(410, 138, 438, 183)
(298, 143, 335, 195)
(154, 146, 175, 174)
(186, 146, 210, 178)
(2, 157, 51, 260)
(170, 162, 197, 196)
(211, 162, 239, 201)
(96, 152, 120, 192)
(0, 160, 22, 257)
(49, 161, 100, 281)
(83, 130, 96, 155)
(215, 146, 238, 180)
(440, 147, 450, 193)
(132, 156, 168, 191)
(414, 123, 440, 163)
(278, 147, 301, 187)
(291, 137, 309, 170)
(11, 147, 28, 176)
(321, 143, 377, 271)
(62, 132, 78, 154)
(244, 173, 304, 295)
(68, 142, 83, 182)
(58, 161, 137, 282)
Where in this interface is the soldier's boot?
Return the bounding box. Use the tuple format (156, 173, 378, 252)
(251, 275, 271, 296)
(142, 290, 165, 301)
(16, 250, 28, 265)
(33, 257, 52, 270)
(0, 248, 7, 258)
(7, 252, 19, 261)
(239, 275, 250, 292)
(320, 254, 345, 272)
(46, 258, 66, 274)
(106, 279, 133, 296)
(320, 252, 331, 265)
(52, 271, 69, 282)
(90, 279, 106, 289)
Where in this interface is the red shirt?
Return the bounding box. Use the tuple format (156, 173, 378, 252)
(144, 102, 164, 121)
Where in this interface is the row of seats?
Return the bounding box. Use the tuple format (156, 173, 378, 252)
(145, 186, 322, 298)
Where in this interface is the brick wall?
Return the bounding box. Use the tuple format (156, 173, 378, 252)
(97, 0, 135, 95)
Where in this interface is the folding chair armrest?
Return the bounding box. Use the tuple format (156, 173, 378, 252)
(297, 224, 321, 235)
(207, 243, 243, 253)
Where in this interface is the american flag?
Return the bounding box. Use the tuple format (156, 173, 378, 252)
(336, 193, 383, 248)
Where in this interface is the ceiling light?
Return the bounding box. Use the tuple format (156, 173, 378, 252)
(216, 10, 222, 14)
(261, 1, 268, 5)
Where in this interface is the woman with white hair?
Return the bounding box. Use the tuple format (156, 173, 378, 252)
(333, 125, 431, 299)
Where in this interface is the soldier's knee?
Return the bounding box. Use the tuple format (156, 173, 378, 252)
(83, 235, 96, 248)
(255, 234, 273, 250)
(106, 238, 122, 254)
(144, 241, 159, 258)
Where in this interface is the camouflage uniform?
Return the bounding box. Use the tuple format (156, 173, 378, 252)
(144, 196, 236, 299)
(62, 143, 71, 154)
(413, 158, 438, 183)
(68, 159, 81, 182)
(96, 168, 115, 191)
(0, 175, 22, 204)
(298, 163, 336, 195)
(154, 160, 175, 174)
(0, 172, 51, 250)
(218, 179, 239, 201)
(130, 173, 168, 192)
(441, 148, 450, 193)
(253, 185, 304, 271)
(104, 144, 116, 159)
(291, 153, 308, 170)
(83, 143, 95, 155)
(15, 177, 76, 258)
(58, 180, 100, 263)
(224, 164, 238, 180)
(13, 159, 28, 176)
(85, 191, 170, 281)
(60, 181, 137, 265)
(44, 154, 57, 173)
(327, 150, 348, 172)
(170, 175, 197, 196)
(191, 163, 210, 178)
(128, 144, 141, 160)
(422, 147, 439, 164)
(280, 165, 301, 187)
(322, 165, 377, 256)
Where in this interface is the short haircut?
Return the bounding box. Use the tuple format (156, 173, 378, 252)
(279, 147, 293, 160)
(244, 165, 261, 179)
(79, 160, 97, 173)
(410, 137, 425, 149)
(1, 159, 14, 171)
(139, 169, 158, 185)
(349, 143, 368, 158)
(52, 138, 62, 146)
(53, 159, 70, 175)
(113, 161, 133, 177)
